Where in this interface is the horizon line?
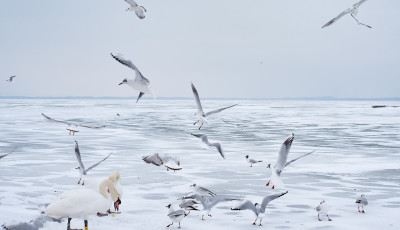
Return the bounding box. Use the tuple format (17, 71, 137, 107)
(0, 96, 399, 101)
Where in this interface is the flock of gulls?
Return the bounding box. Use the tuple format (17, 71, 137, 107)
(1, 0, 375, 229)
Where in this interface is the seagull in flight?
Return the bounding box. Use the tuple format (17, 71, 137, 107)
(123, 0, 146, 19)
(266, 133, 316, 189)
(322, 0, 371, 28)
(142, 153, 182, 171)
(0, 147, 17, 160)
(191, 134, 225, 159)
(231, 191, 288, 226)
(41, 113, 105, 135)
(74, 141, 112, 185)
(180, 194, 240, 220)
(6, 75, 16, 82)
(190, 184, 217, 197)
(111, 53, 155, 103)
(191, 82, 237, 129)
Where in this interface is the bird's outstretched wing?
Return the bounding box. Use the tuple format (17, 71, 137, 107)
(205, 104, 237, 117)
(231, 200, 257, 214)
(110, 53, 150, 84)
(86, 153, 112, 173)
(259, 191, 288, 213)
(42, 113, 72, 126)
(354, 0, 368, 8)
(0, 147, 17, 159)
(199, 186, 217, 197)
(142, 153, 164, 166)
(124, 0, 138, 7)
(275, 133, 294, 171)
(167, 210, 185, 217)
(285, 149, 317, 167)
(209, 142, 225, 159)
(322, 9, 351, 28)
(135, 8, 145, 19)
(41, 113, 105, 129)
(191, 83, 204, 115)
(74, 141, 86, 171)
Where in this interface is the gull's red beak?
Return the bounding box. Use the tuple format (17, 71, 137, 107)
(119, 82, 123, 85)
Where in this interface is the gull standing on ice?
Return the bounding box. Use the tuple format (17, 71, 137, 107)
(245, 155, 262, 167)
(190, 184, 217, 197)
(111, 53, 155, 103)
(191, 133, 225, 159)
(74, 141, 112, 185)
(180, 194, 240, 220)
(0, 147, 17, 160)
(315, 200, 332, 221)
(266, 133, 316, 189)
(6, 75, 16, 82)
(123, 0, 146, 19)
(355, 194, 368, 213)
(322, 0, 371, 28)
(231, 191, 288, 226)
(166, 204, 190, 228)
(191, 82, 237, 129)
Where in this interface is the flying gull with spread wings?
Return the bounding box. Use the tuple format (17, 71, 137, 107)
(322, 0, 371, 28)
(266, 133, 316, 189)
(6, 75, 16, 82)
(231, 191, 288, 226)
(180, 194, 240, 220)
(111, 53, 155, 103)
(41, 113, 105, 135)
(142, 153, 182, 171)
(74, 141, 112, 185)
(191, 82, 237, 129)
(123, 0, 146, 19)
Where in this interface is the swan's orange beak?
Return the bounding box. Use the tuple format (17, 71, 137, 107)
(114, 198, 121, 211)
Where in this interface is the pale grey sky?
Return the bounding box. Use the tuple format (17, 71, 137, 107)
(0, 0, 399, 98)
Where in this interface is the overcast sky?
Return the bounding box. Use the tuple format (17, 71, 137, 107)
(0, 0, 399, 99)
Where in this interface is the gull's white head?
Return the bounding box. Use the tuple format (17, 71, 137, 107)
(119, 78, 128, 85)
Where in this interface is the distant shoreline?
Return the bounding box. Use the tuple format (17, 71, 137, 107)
(0, 96, 399, 101)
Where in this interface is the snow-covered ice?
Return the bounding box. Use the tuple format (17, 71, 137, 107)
(0, 99, 399, 229)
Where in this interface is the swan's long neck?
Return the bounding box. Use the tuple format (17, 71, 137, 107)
(99, 179, 119, 201)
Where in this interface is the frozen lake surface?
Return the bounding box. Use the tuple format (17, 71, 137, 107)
(0, 99, 399, 230)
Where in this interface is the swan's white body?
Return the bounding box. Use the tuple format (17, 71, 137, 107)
(46, 172, 122, 229)
(45, 188, 112, 219)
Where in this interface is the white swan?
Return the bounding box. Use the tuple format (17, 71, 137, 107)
(45, 173, 122, 230)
